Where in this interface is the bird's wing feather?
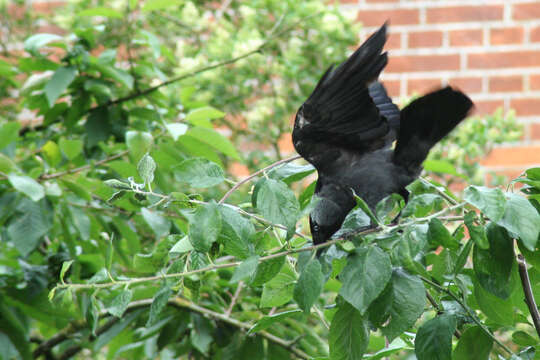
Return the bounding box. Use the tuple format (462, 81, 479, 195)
(293, 23, 394, 161)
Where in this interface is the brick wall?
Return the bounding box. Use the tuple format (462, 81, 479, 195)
(343, 0, 540, 180)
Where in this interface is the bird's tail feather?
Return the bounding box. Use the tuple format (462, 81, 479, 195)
(393, 86, 473, 171)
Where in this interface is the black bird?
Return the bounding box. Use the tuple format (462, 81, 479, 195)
(292, 23, 473, 247)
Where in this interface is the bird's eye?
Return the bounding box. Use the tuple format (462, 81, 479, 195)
(313, 224, 319, 232)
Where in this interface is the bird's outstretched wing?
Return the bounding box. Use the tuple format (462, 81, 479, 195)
(292, 24, 394, 169)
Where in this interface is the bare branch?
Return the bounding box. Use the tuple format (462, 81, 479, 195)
(219, 155, 301, 204)
(517, 254, 540, 339)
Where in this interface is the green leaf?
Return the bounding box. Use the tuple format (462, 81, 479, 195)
(85, 296, 100, 335)
(77, 7, 123, 18)
(382, 269, 426, 341)
(189, 202, 222, 253)
(252, 255, 286, 287)
(42, 140, 62, 167)
(463, 186, 506, 222)
(423, 160, 460, 176)
(0, 153, 17, 173)
(269, 163, 315, 184)
(24, 33, 63, 54)
(218, 205, 255, 259)
(142, 0, 183, 12)
(169, 235, 194, 254)
(146, 285, 173, 327)
(454, 238, 473, 275)
(0, 122, 21, 150)
(512, 331, 538, 347)
(353, 193, 379, 226)
(496, 193, 540, 251)
(473, 223, 514, 299)
(59, 260, 73, 283)
(260, 264, 295, 308)
(293, 258, 324, 313)
(8, 174, 45, 202)
(473, 277, 514, 326)
(59, 138, 83, 160)
(464, 212, 488, 249)
(104, 179, 131, 190)
(166, 123, 188, 141)
(248, 309, 303, 334)
(95, 63, 133, 89)
(126, 131, 153, 163)
(415, 314, 456, 360)
(141, 208, 170, 238)
(44, 66, 77, 107)
(339, 246, 392, 314)
(401, 193, 442, 218)
(108, 289, 133, 317)
(329, 302, 369, 360)
(254, 178, 300, 236)
(185, 106, 225, 125)
(185, 126, 240, 160)
(174, 158, 224, 188)
(231, 255, 259, 283)
(61, 178, 92, 201)
(428, 218, 458, 250)
(0, 300, 32, 360)
(452, 326, 493, 360)
(137, 153, 156, 185)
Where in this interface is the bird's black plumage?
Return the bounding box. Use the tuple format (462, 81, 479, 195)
(292, 23, 473, 247)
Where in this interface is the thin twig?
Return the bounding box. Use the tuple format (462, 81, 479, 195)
(517, 254, 540, 339)
(425, 290, 461, 338)
(225, 281, 244, 317)
(53, 227, 379, 292)
(420, 276, 514, 356)
(219, 155, 301, 204)
(419, 177, 459, 206)
(38, 150, 129, 181)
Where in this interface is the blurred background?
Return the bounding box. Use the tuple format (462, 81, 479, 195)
(1, 0, 539, 184)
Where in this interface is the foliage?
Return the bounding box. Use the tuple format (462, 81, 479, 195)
(0, 1, 538, 360)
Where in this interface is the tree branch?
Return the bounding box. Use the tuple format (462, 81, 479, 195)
(517, 254, 540, 339)
(219, 155, 301, 204)
(87, 13, 321, 113)
(225, 281, 244, 317)
(48, 297, 310, 360)
(38, 150, 129, 181)
(420, 276, 514, 356)
(53, 227, 379, 292)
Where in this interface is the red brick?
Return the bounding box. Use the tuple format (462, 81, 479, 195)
(513, 3, 540, 20)
(531, 123, 540, 140)
(473, 100, 504, 115)
(448, 77, 483, 93)
(530, 74, 540, 90)
(407, 78, 442, 95)
(489, 75, 523, 92)
(531, 26, 540, 43)
(427, 5, 503, 23)
(229, 162, 250, 178)
(381, 80, 401, 98)
(408, 31, 443, 48)
(510, 98, 540, 116)
(278, 132, 295, 154)
(482, 146, 540, 166)
(489, 27, 524, 45)
(357, 9, 419, 27)
(386, 54, 460, 73)
(449, 29, 483, 46)
(385, 32, 402, 50)
(468, 50, 540, 69)
(490, 27, 524, 45)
